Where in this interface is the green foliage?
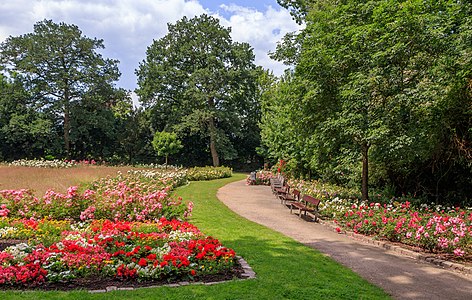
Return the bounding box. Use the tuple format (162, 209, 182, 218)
(0, 74, 57, 160)
(136, 14, 260, 167)
(261, 0, 472, 204)
(0, 19, 123, 157)
(186, 166, 232, 181)
(151, 131, 182, 165)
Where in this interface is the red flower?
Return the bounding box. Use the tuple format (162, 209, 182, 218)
(138, 258, 147, 267)
(335, 227, 341, 233)
(147, 253, 157, 260)
(190, 269, 196, 276)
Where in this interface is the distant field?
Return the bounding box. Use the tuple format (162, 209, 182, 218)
(0, 165, 138, 195)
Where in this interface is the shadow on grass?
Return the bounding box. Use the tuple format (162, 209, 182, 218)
(222, 234, 391, 300)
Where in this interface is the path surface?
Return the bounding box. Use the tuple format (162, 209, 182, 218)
(217, 180, 472, 300)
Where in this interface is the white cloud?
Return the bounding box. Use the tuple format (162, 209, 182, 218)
(0, 0, 301, 91)
(215, 4, 302, 76)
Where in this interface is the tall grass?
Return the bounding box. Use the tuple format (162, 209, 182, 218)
(0, 166, 137, 195)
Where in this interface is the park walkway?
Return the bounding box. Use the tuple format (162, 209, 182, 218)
(217, 180, 472, 300)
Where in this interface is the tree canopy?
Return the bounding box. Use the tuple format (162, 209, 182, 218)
(152, 131, 183, 165)
(136, 14, 260, 167)
(0, 19, 123, 157)
(262, 0, 472, 203)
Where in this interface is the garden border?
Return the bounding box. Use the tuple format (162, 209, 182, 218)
(89, 256, 255, 293)
(318, 219, 471, 276)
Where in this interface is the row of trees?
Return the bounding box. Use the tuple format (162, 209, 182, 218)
(0, 16, 263, 168)
(260, 0, 471, 203)
(1, 4, 470, 204)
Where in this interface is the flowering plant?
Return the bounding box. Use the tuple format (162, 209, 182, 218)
(8, 159, 100, 168)
(186, 167, 232, 181)
(0, 170, 192, 222)
(246, 170, 272, 185)
(252, 171, 471, 259)
(0, 218, 236, 286)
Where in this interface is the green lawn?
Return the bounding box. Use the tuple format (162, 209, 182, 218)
(2, 174, 391, 299)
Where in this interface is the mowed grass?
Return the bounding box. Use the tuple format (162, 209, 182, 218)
(0, 165, 137, 196)
(0, 172, 391, 299)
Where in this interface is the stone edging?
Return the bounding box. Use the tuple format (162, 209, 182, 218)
(318, 219, 471, 276)
(89, 256, 255, 293)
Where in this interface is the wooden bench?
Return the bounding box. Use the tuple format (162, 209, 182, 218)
(270, 176, 285, 195)
(279, 189, 300, 206)
(290, 194, 321, 221)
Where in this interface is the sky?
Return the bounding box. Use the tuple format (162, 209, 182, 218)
(0, 0, 302, 103)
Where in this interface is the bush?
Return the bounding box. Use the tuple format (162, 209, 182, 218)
(186, 166, 232, 181)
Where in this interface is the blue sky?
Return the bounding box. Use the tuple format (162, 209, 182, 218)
(0, 0, 301, 102)
(202, 0, 280, 14)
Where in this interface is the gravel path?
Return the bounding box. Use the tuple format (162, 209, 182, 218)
(217, 180, 472, 300)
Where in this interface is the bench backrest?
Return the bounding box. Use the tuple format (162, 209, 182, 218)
(281, 185, 290, 193)
(292, 189, 301, 200)
(302, 195, 320, 208)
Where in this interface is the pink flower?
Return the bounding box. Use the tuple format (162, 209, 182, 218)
(437, 237, 449, 249)
(453, 248, 465, 257)
(66, 186, 78, 198)
(0, 204, 10, 217)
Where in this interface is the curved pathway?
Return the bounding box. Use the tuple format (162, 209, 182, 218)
(217, 180, 472, 300)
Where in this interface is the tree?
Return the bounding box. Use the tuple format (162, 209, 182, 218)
(136, 14, 258, 167)
(0, 19, 121, 157)
(0, 72, 57, 160)
(265, 0, 472, 203)
(69, 87, 132, 160)
(152, 131, 182, 166)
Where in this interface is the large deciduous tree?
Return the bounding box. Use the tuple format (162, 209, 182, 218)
(0, 19, 121, 157)
(263, 0, 472, 203)
(136, 14, 258, 167)
(0, 73, 56, 160)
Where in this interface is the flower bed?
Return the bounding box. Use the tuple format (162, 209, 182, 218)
(333, 201, 471, 258)
(246, 170, 272, 186)
(0, 167, 239, 289)
(8, 159, 77, 168)
(186, 166, 232, 181)
(7, 159, 101, 168)
(0, 170, 191, 222)
(0, 218, 236, 287)
(249, 172, 471, 260)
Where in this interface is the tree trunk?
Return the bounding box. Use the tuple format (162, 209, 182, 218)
(64, 89, 71, 158)
(209, 117, 220, 167)
(361, 142, 370, 201)
(207, 97, 220, 167)
(165, 155, 168, 168)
